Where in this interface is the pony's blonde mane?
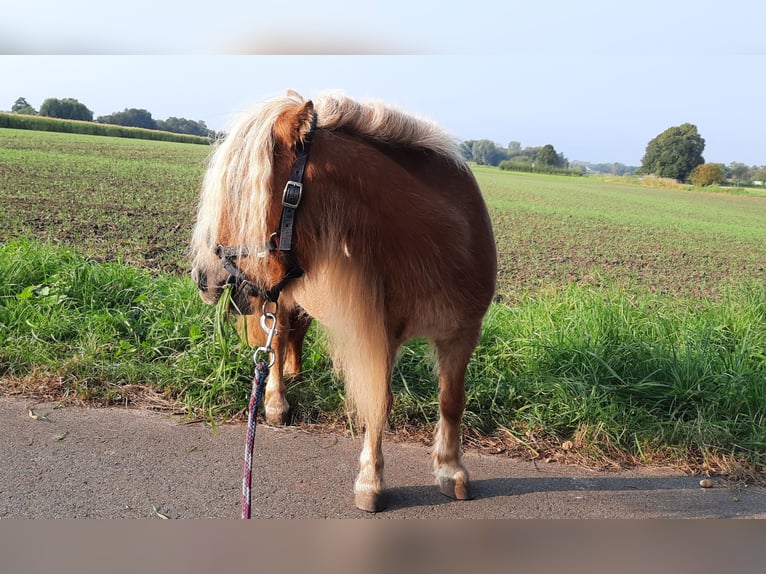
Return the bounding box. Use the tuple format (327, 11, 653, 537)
(312, 91, 465, 166)
(191, 93, 303, 268)
(190, 90, 464, 268)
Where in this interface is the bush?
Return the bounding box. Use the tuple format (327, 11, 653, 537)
(498, 160, 582, 177)
(39, 98, 93, 121)
(690, 163, 725, 187)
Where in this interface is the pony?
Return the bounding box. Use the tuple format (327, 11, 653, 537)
(190, 90, 497, 512)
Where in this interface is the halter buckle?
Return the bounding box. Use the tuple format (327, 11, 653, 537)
(282, 181, 303, 209)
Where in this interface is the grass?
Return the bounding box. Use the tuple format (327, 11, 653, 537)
(0, 128, 209, 273)
(475, 167, 766, 301)
(1, 239, 764, 473)
(1, 129, 765, 475)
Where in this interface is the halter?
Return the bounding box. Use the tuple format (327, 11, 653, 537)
(215, 112, 317, 308)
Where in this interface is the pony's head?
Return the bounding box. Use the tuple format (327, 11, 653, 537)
(190, 91, 316, 313)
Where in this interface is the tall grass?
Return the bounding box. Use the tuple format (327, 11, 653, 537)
(2, 239, 763, 470)
(0, 239, 248, 417)
(463, 287, 766, 466)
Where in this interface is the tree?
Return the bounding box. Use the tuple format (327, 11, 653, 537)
(521, 145, 542, 162)
(536, 144, 560, 167)
(459, 140, 475, 161)
(97, 108, 158, 130)
(39, 98, 93, 121)
(156, 117, 215, 138)
(612, 162, 628, 175)
(11, 97, 36, 115)
(689, 163, 725, 187)
(470, 139, 507, 166)
(536, 144, 569, 168)
(639, 123, 705, 182)
(726, 162, 751, 186)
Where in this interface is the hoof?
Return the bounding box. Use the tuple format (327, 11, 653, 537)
(437, 477, 473, 501)
(264, 409, 288, 426)
(264, 399, 289, 426)
(355, 491, 389, 513)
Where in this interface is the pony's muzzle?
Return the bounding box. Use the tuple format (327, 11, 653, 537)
(191, 267, 254, 314)
(228, 285, 254, 315)
(191, 267, 208, 292)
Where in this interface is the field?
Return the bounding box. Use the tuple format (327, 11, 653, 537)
(476, 166, 766, 301)
(0, 128, 208, 273)
(1, 128, 765, 475)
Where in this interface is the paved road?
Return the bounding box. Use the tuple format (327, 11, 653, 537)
(2, 396, 764, 519)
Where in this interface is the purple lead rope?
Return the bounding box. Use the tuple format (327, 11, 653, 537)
(241, 361, 269, 519)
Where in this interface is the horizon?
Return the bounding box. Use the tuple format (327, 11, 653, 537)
(2, 2, 765, 167)
(2, 55, 764, 168)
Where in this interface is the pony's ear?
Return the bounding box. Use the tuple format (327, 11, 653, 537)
(285, 89, 304, 102)
(273, 100, 315, 149)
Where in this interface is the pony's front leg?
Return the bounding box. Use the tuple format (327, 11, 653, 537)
(341, 333, 394, 512)
(282, 306, 312, 377)
(354, 424, 387, 512)
(240, 308, 291, 425)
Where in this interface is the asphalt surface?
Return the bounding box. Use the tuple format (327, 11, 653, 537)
(2, 395, 765, 519)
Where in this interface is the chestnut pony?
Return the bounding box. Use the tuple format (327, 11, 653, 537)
(190, 91, 496, 512)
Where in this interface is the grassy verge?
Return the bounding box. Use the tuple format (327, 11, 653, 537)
(2, 239, 763, 475)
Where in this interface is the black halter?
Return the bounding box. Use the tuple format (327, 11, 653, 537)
(216, 112, 317, 307)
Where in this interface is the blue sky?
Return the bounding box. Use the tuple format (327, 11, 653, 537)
(2, 1, 764, 166)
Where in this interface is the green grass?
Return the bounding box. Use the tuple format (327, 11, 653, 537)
(1, 130, 765, 474)
(1, 239, 764, 471)
(0, 128, 209, 272)
(475, 167, 766, 301)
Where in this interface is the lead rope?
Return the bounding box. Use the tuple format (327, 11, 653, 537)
(241, 362, 268, 519)
(241, 305, 278, 519)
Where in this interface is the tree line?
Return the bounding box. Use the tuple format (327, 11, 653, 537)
(9, 97, 764, 185)
(460, 124, 764, 187)
(10, 97, 216, 139)
(460, 139, 570, 169)
(637, 122, 766, 187)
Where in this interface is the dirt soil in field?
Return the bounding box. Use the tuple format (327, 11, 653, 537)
(2, 395, 765, 519)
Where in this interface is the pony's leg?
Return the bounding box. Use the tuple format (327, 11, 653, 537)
(353, 363, 394, 512)
(432, 328, 480, 500)
(336, 326, 394, 512)
(354, 415, 390, 512)
(282, 307, 311, 377)
(240, 308, 291, 425)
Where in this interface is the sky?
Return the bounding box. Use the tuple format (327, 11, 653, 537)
(1, 1, 765, 166)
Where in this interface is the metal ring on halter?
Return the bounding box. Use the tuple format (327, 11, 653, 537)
(261, 298, 278, 317)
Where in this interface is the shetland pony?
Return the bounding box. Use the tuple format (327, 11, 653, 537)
(190, 91, 497, 512)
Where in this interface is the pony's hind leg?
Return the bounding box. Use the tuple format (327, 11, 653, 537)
(432, 329, 481, 501)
